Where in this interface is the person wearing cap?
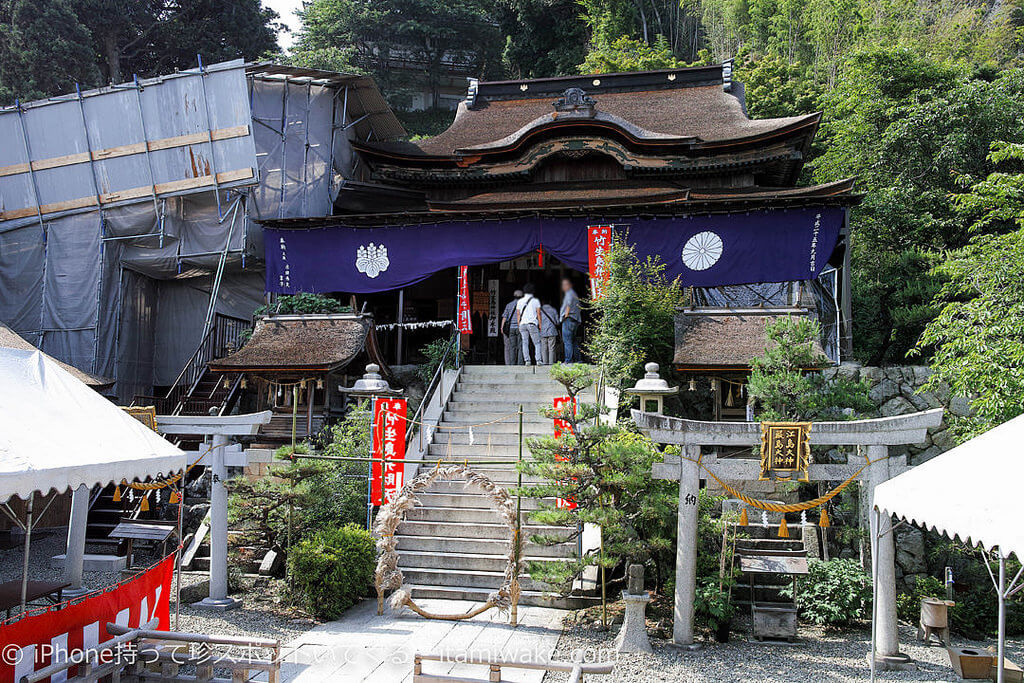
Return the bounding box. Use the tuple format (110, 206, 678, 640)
(501, 289, 524, 365)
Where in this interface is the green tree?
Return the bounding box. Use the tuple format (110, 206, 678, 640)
(584, 238, 681, 386)
(518, 363, 677, 591)
(0, 0, 99, 104)
(747, 316, 873, 421)
(917, 142, 1024, 440)
(292, 0, 503, 110)
(499, 0, 588, 78)
(579, 32, 686, 73)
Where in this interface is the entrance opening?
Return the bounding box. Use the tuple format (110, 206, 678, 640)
(355, 254, 589, 366)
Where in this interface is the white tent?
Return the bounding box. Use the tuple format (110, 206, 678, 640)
(871, 412, 1024, 683)
(0, 348, 184, 500)
(0, 347, 185, 610)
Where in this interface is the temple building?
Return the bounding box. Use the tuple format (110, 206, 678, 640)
(260, 62, 859, 369)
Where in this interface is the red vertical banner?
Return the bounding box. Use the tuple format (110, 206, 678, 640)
(588, 225, 612, 300)
(457, 265, 472, 333)
(371, 397, 408, 506)
(552, 396, 578, 510)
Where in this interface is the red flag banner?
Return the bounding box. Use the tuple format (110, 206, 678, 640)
(457, 265, 472, 334)
(552, 396, 578, 511)
(587, 225, 612, 300)
(0, 554, 174, 682)
(371, 397, 408, 506)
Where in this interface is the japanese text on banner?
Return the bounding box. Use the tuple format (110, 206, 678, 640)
(588, 225, 612, 299)
(372, 398, 408, 505)
(552, 396, 578, 511)
(457, 265, 472, 334)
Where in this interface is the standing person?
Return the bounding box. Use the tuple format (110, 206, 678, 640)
(539, 300, 559, 365)
(516, 283, 542, 366)
(560, 278, 582, 363)
(501, 290, 523, 365)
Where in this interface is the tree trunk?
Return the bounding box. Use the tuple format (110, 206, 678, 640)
(103, 32, 122, 84)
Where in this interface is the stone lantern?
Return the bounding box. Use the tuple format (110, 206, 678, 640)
(625, 362, 678, 415)
(340, 363, 403, 400)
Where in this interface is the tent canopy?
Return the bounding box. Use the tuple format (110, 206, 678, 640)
(873, 412, 1024, 560)
(0, 348, 185, 502)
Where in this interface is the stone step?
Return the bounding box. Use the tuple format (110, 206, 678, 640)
(405, 584, 595, 609)
(446, 401, 557, 413)
(400, 567, 551, 593)
(458, 373, 562, 384)
(432, 469, 542, 484)
(454, 385, 565, 398)
(396, 519, 573, 540)
(406, 506, 517, 524)
(426, 443, 530, 458)
(436, 422, 551, 435)
(395, 534, 573, 558)
(416, 492, 547, 510)
(398, 551, 573, 573)
(420, 480, 532, 497)
(435, 432, 531, 446)
(442, 411, 551, 425)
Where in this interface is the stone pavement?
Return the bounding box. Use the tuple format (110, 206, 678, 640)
(279, 598, 567, 682)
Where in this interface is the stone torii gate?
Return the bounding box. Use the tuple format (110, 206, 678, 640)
(633, 407, 943, 667)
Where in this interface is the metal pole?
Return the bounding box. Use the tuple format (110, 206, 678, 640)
(513, 404, 523, 627)
(869, 507, 878, 683)
(998, 551, 1006, 683)
(292, 384, 298, 449)
(20, 495, 34, 609)
(174, 475, 185, 630)
(64, 484, 90, 596)
(396, 289, 405, 365)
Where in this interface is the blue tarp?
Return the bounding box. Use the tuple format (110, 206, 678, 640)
(264, 207, 843, 294)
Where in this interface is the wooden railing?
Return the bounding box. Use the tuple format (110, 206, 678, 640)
(413, 652, 614, 683)
(21, 619, 282, 683)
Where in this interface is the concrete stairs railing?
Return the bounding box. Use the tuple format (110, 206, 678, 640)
(396, 364, 594, 609)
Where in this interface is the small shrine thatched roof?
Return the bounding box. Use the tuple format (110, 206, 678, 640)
(208, 314, 372, 374)
(0, 321, 113, 388)
(672, 308, 828, 372)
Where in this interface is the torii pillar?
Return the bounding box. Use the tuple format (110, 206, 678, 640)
(634, 407, 943, 667)
(158, 411, 271, 610)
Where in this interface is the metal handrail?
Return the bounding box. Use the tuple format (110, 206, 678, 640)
(413, 652, 613, 682)
(405, 327, 460, 444)
(164, 313, 249, 414)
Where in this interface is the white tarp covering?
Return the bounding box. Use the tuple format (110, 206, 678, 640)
(0, 347, 185, 502)
(873, 412, 1024, 560)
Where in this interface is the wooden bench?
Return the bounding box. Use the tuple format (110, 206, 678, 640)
(0, 579, 70, 618)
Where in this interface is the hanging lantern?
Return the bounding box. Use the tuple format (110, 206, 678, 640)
(777, 516, 789, 538)
(688, 378, 696, 392)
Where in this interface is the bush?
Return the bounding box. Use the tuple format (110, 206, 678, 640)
(896, 575, 946, 623)
(787, 559, 872, 626)
(417, 335, 465, 384)
(289, 524, 375, 620)
(695, 577, 736, 638)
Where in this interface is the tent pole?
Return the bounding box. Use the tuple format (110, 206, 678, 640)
(998, 550, 1006, 683)
(869, 507, 878, 683)
(20, 495, 34, 610)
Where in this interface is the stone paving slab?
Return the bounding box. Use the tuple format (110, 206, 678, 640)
(279, 598, 567, 682)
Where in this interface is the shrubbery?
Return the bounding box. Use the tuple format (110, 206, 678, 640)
(787, 559, 872, 626)
(288, 524, 375, 620)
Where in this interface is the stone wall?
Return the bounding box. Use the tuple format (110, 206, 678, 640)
(824, 362, 969, 587)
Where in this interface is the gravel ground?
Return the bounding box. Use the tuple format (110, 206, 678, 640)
(543, 613, 1024, 682)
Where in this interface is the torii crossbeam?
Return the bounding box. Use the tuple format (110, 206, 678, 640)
(634, 407, 943, 668)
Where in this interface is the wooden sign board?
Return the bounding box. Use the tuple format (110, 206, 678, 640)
(759, 421, 811, 482)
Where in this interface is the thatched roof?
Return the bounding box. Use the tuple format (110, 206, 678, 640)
(0, 321, 113, 388)
(208, 314, 371, 373)
(672, 308, 828, 371)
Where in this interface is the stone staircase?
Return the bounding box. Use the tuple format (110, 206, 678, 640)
(396, 365, 593, 608)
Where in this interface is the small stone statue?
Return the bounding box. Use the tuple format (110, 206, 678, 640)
(614, 563, 653, 653)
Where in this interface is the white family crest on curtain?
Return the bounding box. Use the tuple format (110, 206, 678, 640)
(681, 231, 723, 271)
(356, 243, 390, 278)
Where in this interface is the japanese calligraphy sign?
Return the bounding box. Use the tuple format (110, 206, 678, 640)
(457, 265, 472, 334)
(553, 396, 578, 510)
(372, 397, 408, 505)
(588, 225, 612, 299)
(487, 279, 500, 337)
(759, 421, 811, 482)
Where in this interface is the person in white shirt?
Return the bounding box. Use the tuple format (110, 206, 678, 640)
(516, 283, 542, 366)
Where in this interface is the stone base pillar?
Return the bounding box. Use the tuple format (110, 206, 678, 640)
(614, 591, 653, 653)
